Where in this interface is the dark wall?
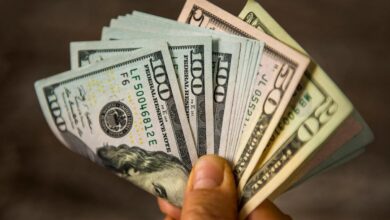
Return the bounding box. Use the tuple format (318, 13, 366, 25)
(0, 0, 389, 219)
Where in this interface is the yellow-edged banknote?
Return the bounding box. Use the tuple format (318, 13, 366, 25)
(237, 0, 353, 218)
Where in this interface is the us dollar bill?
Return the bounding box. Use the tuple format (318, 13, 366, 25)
(236, 0, 354, 218)
(292, 111, 373, 189)
(35, 44, 197, 207)
(178, 0, 310, 187)
(270, 110, 373, 199)
(104, 18, 251, 157)
(124, 11, 246, 156)
(267, 113, 362, 198)
(70, 40, 146, 69)
(111, 13, 263, 159)
(123, 12, 259, 158)
(71, 37, 213, 157)
(211, 43, 240, 156)
(227, 40, 262, 161)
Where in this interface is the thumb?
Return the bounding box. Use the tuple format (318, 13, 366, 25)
(181, 155, 237, 220)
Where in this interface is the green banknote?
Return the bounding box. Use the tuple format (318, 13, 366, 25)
(35, 44, 197, 207)
(71, 37, 213, 157)
(108, 12, 261, 160)
(104, 15, 262, 160)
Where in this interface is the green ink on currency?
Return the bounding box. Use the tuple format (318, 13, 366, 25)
(129, 67, 157, 146)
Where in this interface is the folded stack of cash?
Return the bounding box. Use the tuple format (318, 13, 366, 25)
(34, 0, 373, 218)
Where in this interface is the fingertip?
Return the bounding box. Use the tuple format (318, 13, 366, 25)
(247, 199, 291, 220)
(157, 198, 181, 220)
(163, 216, 176, 220)
(188, 155, 236, 192)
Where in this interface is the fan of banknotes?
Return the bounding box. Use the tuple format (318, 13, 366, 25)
(34, 0, 373, 218)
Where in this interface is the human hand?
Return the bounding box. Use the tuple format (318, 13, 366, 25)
(157, 155, 291, 220)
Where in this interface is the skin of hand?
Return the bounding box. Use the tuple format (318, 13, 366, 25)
(157, 155, 292, 220)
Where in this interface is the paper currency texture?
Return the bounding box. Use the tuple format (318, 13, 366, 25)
(35, 45, 197, 207)
(178, 0, 310, 190)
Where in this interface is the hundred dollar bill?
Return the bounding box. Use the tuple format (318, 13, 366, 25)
(70, 40, 144, 69)
(109, 13, 258, 155)
(113, 13, 263, 159)
(35, 44, 197, 207)
(127, 11, 258, 158)
(102, 25, 229, 156)
(227, 41, 262, 161)
(210, 43, 240, 156)
(178, 0, 310, 187)
(104, 17, 255, 158)
(71, 37, 213, 157)
(236, 0, 355, 218)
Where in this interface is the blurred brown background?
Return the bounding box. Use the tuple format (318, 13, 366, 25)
(0, 0, 389, 219)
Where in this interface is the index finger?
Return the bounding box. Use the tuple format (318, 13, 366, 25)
(157, 198, 182, 220)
